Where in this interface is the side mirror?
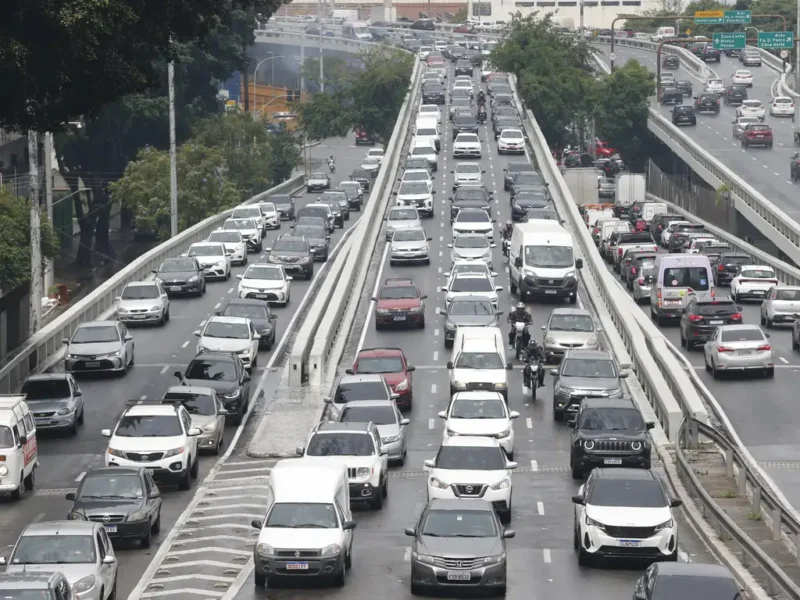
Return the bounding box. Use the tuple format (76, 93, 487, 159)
(65, 492, 76, 501)
(188, 427, 202, 437)
(619, 372, 629, 379)
(646, 421, 655, 430)
(345, 368, 354, 375)
(506, 461, 518, 469)
(502, 529, 516, 539)
(509, 411, 519, 419)
(424, 459, 435, 468)
(174, 370, 183, 381)
(295, 446, 305, 455)
(550, 369, 558, 376)
(74, 390, 82, 397)
(214, 310, 222, 316)
(253, 333, 261, 340)
(102, 555, 117, 565)
(427, 237, 432, 241)
(149, 490, 161, 499)
(440, 286, 448, 292)
(446, 361, 454, 369)
(101, 429, 112, 437)
(405, 526, 417, 536)
(575, 258, 583, 269)
(421, 295, 428, 300)
(505, 363, 513, 370)
(218, 408, 229, 415)
(541, 325, 546, 331)
(62, 337, 70, 344)
(670, 499, 683, 508)
(407, 365, 416, 372)
(251, 519, 263, 529)
(115, 296, 121, 302)
(343, 520, 357, 531)
(243, 374, 251, 383)
(401, 418, 410, 426)
(380, 447, 388, 455)
(495, 286, 503, 292)
(571, 494, 584, 505)
(235, 274, 242, 281)
(193, 330, 201, 337)
(490, 244, 496, 248)
(438, 410, 447, 419)
(0, 557, 5, 566)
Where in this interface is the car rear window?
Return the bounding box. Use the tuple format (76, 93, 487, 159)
(693, 302, 736, 316)
(720, 329, 764, 342)
(663, 267, 710, 290)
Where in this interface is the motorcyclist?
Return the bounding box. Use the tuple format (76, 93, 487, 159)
(525, 337, 547, 387)
(507, 302, 532, 349)
(328, 156, 336, 172)
(477, 105, 487, 123)
(476, 90, 486, 107)
(502, 220, 513, 239)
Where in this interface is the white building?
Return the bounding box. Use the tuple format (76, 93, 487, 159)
(468, 0, 665, 29)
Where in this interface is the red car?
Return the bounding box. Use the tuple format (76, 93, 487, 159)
(453, 24, 474, 34)
(741, 123, 773, 149)
(348, 347, 415, 409)
(355, 128, 374, 146)
(373, 278, 427, 329)
(589, 140, 616, 158)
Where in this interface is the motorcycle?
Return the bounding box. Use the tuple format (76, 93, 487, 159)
(512, 322, 530, 360)
(502, 237, 510, 257)
(477, 108, 487, 124)
(523, 359, 539, 401)
(328, 161, 336, 173)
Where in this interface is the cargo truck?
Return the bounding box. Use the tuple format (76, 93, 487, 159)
(563, 167, 599, 205)
(615, 174, 646, 209)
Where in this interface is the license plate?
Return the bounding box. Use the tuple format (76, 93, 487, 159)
(104, 525, 117, 533)
(707, 319, 723, 325)
(286, 562, 309, 570)
(133, 315, 148, 320)
(738, 350, 754, 355)
(544, 290, 557, 295)
(35, 419, 51, 425)
(604, 458, 622, 465)
(446, 572, 472, 581)
(619, 540, 641, 548)
(393, 316, 407, 321)
(169, 286, 181, 292)
(753, 290, 765, 295)
(85, 362, 101, 368)
(255, 294, 268, 299)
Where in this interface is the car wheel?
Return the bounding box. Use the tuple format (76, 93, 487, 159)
(23, 468, 35, 491)
(178, 467, 192, 491)
(152, 510, 161, 534)
(141, 523, 152, 548)
(190, 456, 199, 479)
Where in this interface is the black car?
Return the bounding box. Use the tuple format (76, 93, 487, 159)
(422, 83, 446, 104)
(679, 298, 742, 350)
(494, 117, 520, 140)
(176, 353, 251, 423)
(694, 93, 720, 114)
(293, 224, 329, 262)
(216, 299, 278, 349)
(650, 213, 680, 242)
(568, 397, 654, 478)
(492, 105, 517, 123)
(503, 161, 536, 190)
(660, 87, 683, 105)
(509, 171, 547, 197)
(338, 185, 362, 210)
(713, 253, 751, 285)
(489, 85, 512, 98)
(350, 169, 372, 191)
(153, 257, 206, 296)
(319, 198, 345, 228)
(723, 85, 748, 106)
(410, 18, 435, 30)
(271, 194, 295, 220)
(448, 46, 466, 61)
(634, 562, 741, 600)
(701, 46, 721, 62)
(525, 206, 560, 221)
(267, 234, 315, 278)
(791, 151, 800, 181)
(512, 191, 551, 221)
(676, 80, 693, 96)
(662, 55, 679, 69)
(66, 467, 163, 546)
(671, 105, 696, 126)
(492, 94, 514, 110)
(452, 113, 479, 138)
(454, 60, 473, 76)
(404, 157, 432, 172)
(450, 185, 493, 219)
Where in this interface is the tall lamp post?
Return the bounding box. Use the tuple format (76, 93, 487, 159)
(252, 56, 286, 118)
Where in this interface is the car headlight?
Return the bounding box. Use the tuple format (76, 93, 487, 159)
(382, 435, 400, 444)
(631, 440, 643, 451)
(150, 306, 161, 311)
(223, 390, 241, 399)
(586, 336, 598, 346)
(608, 388, 623, 398)
(490, 478, 510, 490)
(0, 465, 7, 477)
(268, 255, 279, 263)
(321, 543, 342, 556)
(429, 476, 449, 489)
(376, 308, 390, 314)
(408, 306, 422, 313)
(203, 422, 218, 433)
(395, 379, 409, 391)
(586, 516, 606, 530)
(391, 246, 400, 252)
(446, 428, 457, 437)
(356, 467, 371, 478)
(413, 552, 436, 565)
(483, 553, 506, 565)
(256, 543, 275, 556)
(583, 440, 595, 450)
(57, 408, 72, 416)
(72, 575, 96, 594)
(163, 446, 185, 459)
(545, 336, 556, 344)
(101, 351, 120, 358)
(654, 518, 674, 531)
(495, 428, 511, 439)
(118, 308, 129, 313)
(565, 270, 576, 278)
(453, 381, 466, 389)
(494, 382, 507, 389)
(128, 510, 149, 522)
(188, 275, 199, 282)
(69, 511, 86, 520)
(445, 321, 456, 330)
(108, 448, 125, 458)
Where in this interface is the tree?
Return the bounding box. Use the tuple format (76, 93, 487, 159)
(0, 186, 59, 293)
(297, 93, 353, 142)
(594, 60, 655, 172)
(299, 56, 353, 90)
(266, 130, 303, 185)
(110, 144, 239, 240)
(0, 0, 285, 133)
(452, 8, 468, 22)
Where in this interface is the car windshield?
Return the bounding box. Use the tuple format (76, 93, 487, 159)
(452, 98, 470, 106)
(305, 432, 375, 456)
(11, 535, 97, 565)
(588, 479, 667, 508)
(454, 116, 475, 125)
(357, 356, 404, 374)
(189, 244, 224, 257)
(335, 381, 387, 402)
(707, 79, 722, 86)
(457, 164, 481, 174)
(693, 302, 736, 316)
(115, 414, 182, 437)
(456, 189, 488, 201)
(72, 325, 119, 344)
(515, 194, 548, 206)
(579, 408, 644, 431)
(393, 229, 426, 242)
(663, 267, 710, 290)
(390, 209, 418, 221)
(456, 134, 479, 143)
(340, 405, 396, 425)
(159, 259, 197, 272)
(456, 211, 489, 223)
(121, 284, 159, 300)
(651, 574, 739, 600)
(450, 399, 506, 419)
(406, 159, 429, 170)
(455, 236, 489, 249)
(421, 509, 497, 538)
(775, 98, 792, 104)
(273, 239, 308, 252)
(224, 304, 268, 320)
(403, 172, 429, 182)
(224, 220, 255, 230)
(244, 267, 283, 281)
(740, 269, 774, 278)
(310, 173, 327, 179)
(450, 300, 494, 315)
(450, 277, 493, 293)
(265, 503, 338, 529)
(524, 245, 573, 268)
(399, 183, 430, 195)
(549, 314, 593, 332)
(455, 352, 504, 369)
(79, 473, 144, 500)
(435, 445, 506, 470)
(380, 285, 418, 300)
(22, 378, 71, 400)
(501, 130, 523, 139)
(209, 231, 242, 243)
(162, 391, 217, 416)
(258, 203, 276, 213)
(515, 172, 544, 185)
(203, 321, 250, 339)
(417, 128, 437, 137)
(720, 328, 764, 342)
(561, 358, 616, 378)
(743, 100, 761, 108)
(185, 359, 236, 381)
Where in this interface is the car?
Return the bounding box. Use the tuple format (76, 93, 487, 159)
(438, 391, 518, 457)
(336, 400, 409, 464)
(440, 294, 501, 348)
(215, 298, 277, 349)
(318, 197, 346, 227)
(2, 521, 119, 598)
(760, 285, 800, 328)
(162, 386, 228, 454)
(441, 272, 502, 310)
(408, 139, 438, 171)
(153, 257, 206, 296)
(452, 78, 474, 97)
(422, 82, 446, 104)
(306, 171, 331, 192)
(360, 156, 382, 176)
(542, 308, 600, 361)
(454, 59, 474, 76)
(401, 168, 434, 190)
(660, 87, 682, 105)
(231, 205, 267, 236)
(390, 227, 431, 266)
(740, 123, 773, 148)
(236, 263, 292, 306)
(731, 69, 753, 87)
(354, 127, 375, 145)
(266, 233, 316, 276)
(732, 116, 760, 139)
(418, 45, 433, 59)
(366, 148, 384, 164)
(405, 156, 433, 173)
(321, 190, 350, 219)
(175, 353, 251, 422)
(298, 205, 334, 234)
(186, 241, 232, 281)
(770, 96, 796, 117)
(792, 151, 800, 181)
(658, 73, 675, 88)
(373, 278, 427, 329)
(449, 233, 495, 268)
(453, 133, 482, 158)
(418, 104, 442, 123)
(568, 397, 654, 478)
(271, 193, 295, 220)
(723, 85, 748, 105)
(503, 162, 536, 191)
(451, 112, 479, 138)
(662, 55, 679, 69)
(598, 178, 615, 198)
(194, 315, 261, 370)
(115, 280, 170, 327)
(348, 347, 415, 410)
(102, 399, 201, 489)
(634, 563, 741, 600)
(452, 162, 484, 190)
(679, 298, 743, 350)
(633, 263, 654, 303)
(63, 321, 134, 375)
(222, 218, 262, 252)
(21, 373, 84, 434)
(257, 201, 280, 230)
(395, 181, 435, 217)
(730, 264, 779, 301)
(497, 128, 525, 153)
(675, 79, 693, 96)
(405, 498, 514, 595)
(550, 349, 628, 422)
(704, 323, 774, 378)
(671, 105, 696, 126)
(493, 116, 520, 140)
(700, 46, 721, 62)
(452, 207, 494, 239)
(451, 184, 493, 218)
(207, 230, 248, 265)
(525, 206, 560, 221)
(66, 466, 163, 545)
(449, 96, 472, 119)
(385, 206, 422, 240)
(736, 99, 766, 121)
(572, 468, 681, 564)
(509, 170, 546, 198)
(338, 181, 364, 210)
(741, 49, 761, 66)
(703, 78, 725, 96)
(351, 168, 373, 193)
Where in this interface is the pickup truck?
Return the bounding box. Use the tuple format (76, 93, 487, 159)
(613, 233, 658, 272)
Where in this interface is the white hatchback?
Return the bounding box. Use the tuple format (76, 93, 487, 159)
(731, 69, 753, 87)
(418, 104, 442, 123)
(770, 96, 796, 117)
(736, 99, 765, 121)
(498, 129, 525, 154)
(438, 391, 518, 457)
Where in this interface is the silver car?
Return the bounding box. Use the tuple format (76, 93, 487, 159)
(551, 350, 628, 422)
(760, 286, 800, 327)
(598, 178, 615, 198)
(336, 399, 409, 465)
(448, 233, 494, 269)
(452, 162, 484, 190)
(440, 295, 501, 348)
(385, 207, 422, 240)
(704, 324, 774, 378)
(161, 386, 228, 454)
(21, 373, 84, 434)
(390, 228, 431, 265)
(306, 172, 331, 192)
(360, 156, 382, 175)
(116, 281, 170, 326)
(63, 321, 134, 375)
(541, 308, 600, 361)
(633, 265, 654, 303)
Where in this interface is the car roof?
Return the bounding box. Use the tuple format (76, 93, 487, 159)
(563, 349, 613, 360)
(338, 374, 386, 384)
(740, 264, 774, 270)
(581, 397, 637, 410)
(24, 372, 70, 382)
(452, 390, 505, 402)
(383, 277, 416, 287)
(316, 421, 373, 433)
(223, 298, 268, 308)
(550, 308, 592, 317)
(190, 351, 236, 363)
(655, 562, 735, 578)
(442, 435, 500, 448)
(83, 466, 143, 478)
(592, 467, 656, 481)
(22, 520, 99, 536)
(340, 399, 395, 410)
(358, 347, 405, 358)
(207, 315, 250, 326)
(164, 385, 215, 396)
(427, 498, 494, 512)
(124, 403, 181, 417)
(125, 281, 158, 289)
(0, 572, 65, 588)
(76, 320, 117, 329)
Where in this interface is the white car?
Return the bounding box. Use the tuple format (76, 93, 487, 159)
(434, 40, 447, 51)
(186, 242, 231, 280)
(448, 233, 495, 268)
(731, 69, 753, 87)
(480, 62, 497, 81)
(231, 205, 267, 236)
(703, 324, 774, 378)
(396, 181, 435, 217)
(498, 129, 525, 154)
(194, 315, 261, 369)
(453, 133, 482, 158)
(736, 99, 765, 121)
(441, 272, 502, 309)
(770, 96, 796, 117)
(390, 227, 431, 265)
(419, 46, 433, 59)
(386, 206, 423, 240)
(237, 264, 292, 305)
(116, 280, 170, 326)
(660, 221, 690, 247)
(438, 391, 519, 457)
(418, 104, 442, 123)
(401, 168, 434, 190)
(366, 148, 385, 164)
(223, 217, 263, 252)
(102, 401, 201, 490)
(704, 78, 725, 95)
(257, 202, 280, 229)
(207, 229, 248, 265)
(573, 468, 680, 564)
(425, 436, 516, 523)
(445, 258, 498, 280)
(452, 162, 484, 190)
(452, 80, 474, 98)
(408, 139, 438, 171)
(360, 156, 381, 175)
(730, 265, 779, 302)
(452, 207, 494, 240)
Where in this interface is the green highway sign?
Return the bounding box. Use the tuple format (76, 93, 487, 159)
(695, 16, 723, 24)
(758, 31, 794, 49)
(723, 10, 751, 24)
(712, 32, 746, 50)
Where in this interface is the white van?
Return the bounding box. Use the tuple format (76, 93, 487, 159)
(251, 461, 354, 586)
(508, 221, 583, 303)
(650, 254, 715, 324)
(342, 21, 372, 41)
(652, 26, 676, 41)
(414, 117, 440, 152)
(447, 327, 512, 400)
(0, 396, 37, 501)
(641, 202, 667, 223)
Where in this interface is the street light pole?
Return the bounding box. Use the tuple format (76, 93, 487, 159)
(318, 0, 325, 93)
(796, 0, 799, 91)
(168, 61, 178, 238)
(252, 55, 285, 118)
(28, 130, 42, 335)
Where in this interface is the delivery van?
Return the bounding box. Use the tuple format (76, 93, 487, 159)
(0, 395, 37, 501)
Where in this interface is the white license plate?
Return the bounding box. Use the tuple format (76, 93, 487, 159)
(710, 320, 723, 325)
(738, 350, 754, 355)
(104, 525, 117, 533)
(446, 572, 472, 581)
(169, 286, 181, 292)
(544, 290, 557, 295)
(752, 290, 765, 294)
(286, 562, 309, 570)
(604, 458, 622, 465)
(619, 540, 641, 548)
(35, 419, 51, 425)
(393, 316, 407, 321)
(133, 315, 148, 320)
(85, 361, 101, 368)
(255, 294, 268, 299)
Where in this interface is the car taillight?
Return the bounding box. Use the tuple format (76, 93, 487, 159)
(631, 267, 637, 274)
(638, 278, 645, 285)
(618, 248, 624, 256)
(757, 345, 771, 352)
(717, 346, 734, 353)
(718, 264, 725, 272)
(688, 315, 703, 322)
(731, 313, 742, 320)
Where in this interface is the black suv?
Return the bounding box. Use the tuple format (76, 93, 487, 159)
(713, 253, 751, 285)
(791, 151, 800, 181)
(676, 80, 693, 96)
(503, 161, 536, 190)
(662, 55, 679, 69)
(660, 87, 683, 105)
(454, 59, 473, 76)
(694, 93, 720, 114)
(723, 85, 748, 106)
(176, 353, 251, 422)
(452, 113, 479, 138)
(701, 45, 721, 62)
(671, 105, 696, 125)
(422, 83, 445, 104)
(450, 185, 493, 218)
(512, 191, 551, 221)
(680, 298, 743, 349)
(267, 234, 315, 279)
(569, 397, 654, 479)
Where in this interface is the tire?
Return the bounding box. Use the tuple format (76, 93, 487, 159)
(254, 571, 267, 587)
(578, 546, 591, 566)
(10, 479, 21, 501)
(141, 524, 152, 548)
(766, 367, 775, 378)
(23, 468, 35, 491)
(152, 510, 161, 534)
(178, 468, 191, 491)
(190, 456, 199, 479)
(571, 465, 582, 480)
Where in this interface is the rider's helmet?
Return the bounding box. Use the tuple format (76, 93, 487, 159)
(506, 220, 512, 228)
(516, 302, 525, 311)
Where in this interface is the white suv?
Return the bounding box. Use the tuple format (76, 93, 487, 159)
(101, 400, 201, 490)
(425, 436, 516, 523)
(438, 391, 518, 458)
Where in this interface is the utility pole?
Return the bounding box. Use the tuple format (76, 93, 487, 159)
(579, 0, 584, 35)
(28, 131, 42, 335)
(168, 61, 179, 238)
(318, 0, 325, 93)
(44, 132, 54, 293)
(796, 0, 799, 92)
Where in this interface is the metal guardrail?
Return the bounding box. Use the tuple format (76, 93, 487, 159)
(591, 41, 800, 268)
(0, 175, 306, 393)
(678, 418, 800, 597)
